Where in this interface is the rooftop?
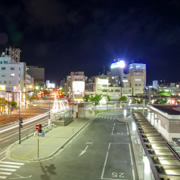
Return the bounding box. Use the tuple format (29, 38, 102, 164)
(152, 105, 180, 115)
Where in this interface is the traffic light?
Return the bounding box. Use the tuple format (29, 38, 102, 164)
(19, 117, 23, 128)
(38, 124, 42, 133)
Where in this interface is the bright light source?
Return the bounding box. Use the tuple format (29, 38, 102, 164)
(143, 156, 150, 174)
(132, 122, 136, 131)
(111, 60, 125, 69)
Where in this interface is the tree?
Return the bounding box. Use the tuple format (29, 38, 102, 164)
(83, 94, 90, 102)
(10, 101, 17, 111)
(107, 95, 111, 102)
(155, 98, 168, 104)
(90, 94, 102, 106)
(119, 96, 127, 102)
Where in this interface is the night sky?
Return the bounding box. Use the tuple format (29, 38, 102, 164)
(0, 0, 180, 85)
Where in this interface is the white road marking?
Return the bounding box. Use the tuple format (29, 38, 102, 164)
(0, 171, 12, 175)
(0, 161, 24, 166)
(101, 143, 111, 179)
(9, 173, 32, 179)
(0, 175, 6, 179)
(0, 165, 20, 169)
(79, 145, 89, 156)
(0, 161, 25, 179)
(0, 150, 7, 155)
(129, 144, 135, 180)
(0, 168, 16, 172)
(111, 124, 115, 135)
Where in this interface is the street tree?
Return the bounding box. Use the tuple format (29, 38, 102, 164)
(120, 96, 127, 102)
(90, 94, 102, 106)
(83, 94, 90, 102)
(107, 95, 111, 102)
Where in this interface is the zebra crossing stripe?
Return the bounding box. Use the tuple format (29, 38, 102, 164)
(0, 168, 16, 172)
(0, 161, 24, 166)
(0, 164, 21, 169)
(0, 175, 6, 179)
(0, 172, 12, 175)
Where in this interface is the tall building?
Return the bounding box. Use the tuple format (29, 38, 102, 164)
(128, 63, 146, 95)
(0, 49, 34, 102)
(110, 59, 126, 87)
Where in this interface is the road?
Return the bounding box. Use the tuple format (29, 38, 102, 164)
(3, 110, 138, 180)
(0, 104, 53, 162)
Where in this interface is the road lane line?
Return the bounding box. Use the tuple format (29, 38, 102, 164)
(101, 143, 111, 179)
(111, 124, 115, 135)
(129, 144, 135, 180)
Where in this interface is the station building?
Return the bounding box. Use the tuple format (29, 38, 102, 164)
(147, 104, 180, 142)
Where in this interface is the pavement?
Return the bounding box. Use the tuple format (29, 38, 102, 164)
(6, 118, 91, 163)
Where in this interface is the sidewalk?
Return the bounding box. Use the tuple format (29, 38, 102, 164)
(6, 118, 91, 162)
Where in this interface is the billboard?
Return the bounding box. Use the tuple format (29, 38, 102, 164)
(72, 81, 85, 95)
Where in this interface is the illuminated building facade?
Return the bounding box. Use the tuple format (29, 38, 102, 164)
(128, 63, 146, 95)
(65, 72, 86, 100)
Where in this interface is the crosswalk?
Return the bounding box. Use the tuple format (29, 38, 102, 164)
(0, 161, 24, 179)
(96, 114, 123, 120)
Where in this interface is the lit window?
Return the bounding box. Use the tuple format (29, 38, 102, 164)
(10, 73, 15, 77)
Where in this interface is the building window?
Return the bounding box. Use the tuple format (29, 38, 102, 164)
(108, 89, 114, 92)
(4, 81, 7, 84)
(4, 61, 8, 64)
(1, 67, 5, 70)
(10, 73, 15, 77)
(9, 81, 11, 84)
(10, 67, 15, 70)
(1, 75, 5, 77)
(115, 89, 120, 92)
(102, 89, 107, 92)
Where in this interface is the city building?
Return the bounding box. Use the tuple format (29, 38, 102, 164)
(147, 104, 180, 142)
(65, 72, 86, 100)
(128, 63, 146, 95)
(0, 48, 34, 103)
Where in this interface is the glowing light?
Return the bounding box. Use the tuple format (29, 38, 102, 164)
(143, 156, 150, 174)
(132, 122, 136, 131)
(111, 60, 125, 69)
(72, 81, 85, 95)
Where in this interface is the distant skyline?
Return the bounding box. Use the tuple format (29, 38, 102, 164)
(0, 0, 180, 84)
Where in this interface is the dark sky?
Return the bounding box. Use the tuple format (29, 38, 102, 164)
(0, 0, 180, 85)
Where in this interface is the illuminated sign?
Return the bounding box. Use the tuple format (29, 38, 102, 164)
(123, 80, 128, 82)
(129, 63, 146, 70)
(111, 60, 125, 69)
(72, 81, 85, 95)
(135, 79, 141, 81)
(0, 85, 6, 90)
(97, 79, 108, 85)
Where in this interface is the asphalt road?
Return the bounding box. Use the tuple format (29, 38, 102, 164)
(4, 110, 138, 180)
(0, 104, 53, 162)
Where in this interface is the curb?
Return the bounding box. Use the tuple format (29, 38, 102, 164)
(6, 117, 94, 163)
